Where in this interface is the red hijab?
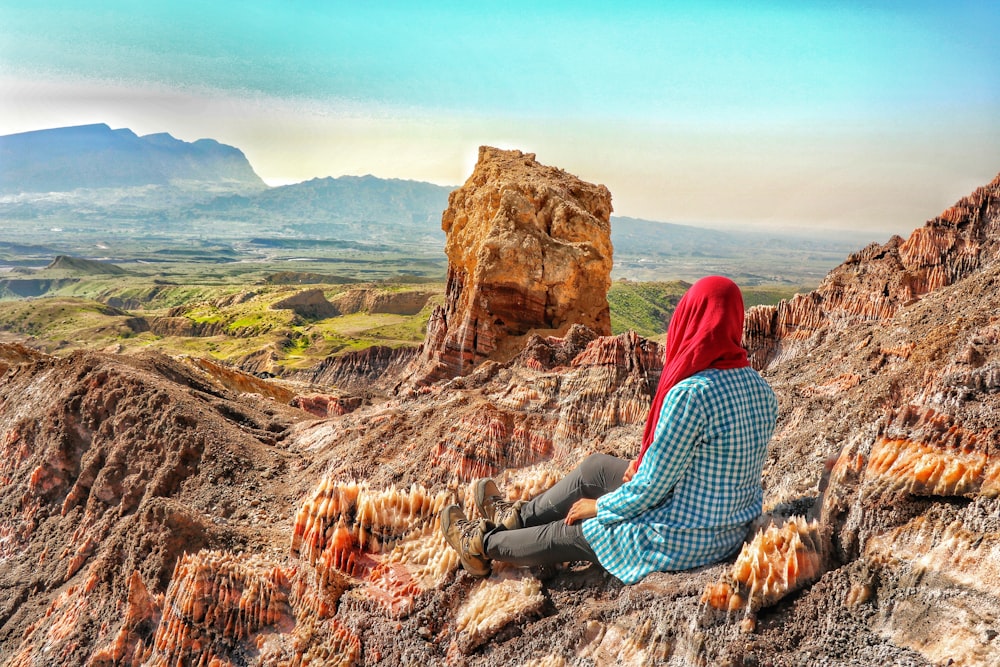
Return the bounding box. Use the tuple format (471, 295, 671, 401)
(636, 276, 750, 465)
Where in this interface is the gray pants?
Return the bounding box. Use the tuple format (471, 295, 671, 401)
(482, 453, 629, 567)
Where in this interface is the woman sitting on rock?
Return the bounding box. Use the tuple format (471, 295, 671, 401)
(440, 275, 778, 584)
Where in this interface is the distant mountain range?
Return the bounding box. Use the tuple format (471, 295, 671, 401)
(0, 124, 455, 246)
(0, 124, 872, 283)
(0, 124, 265, 193)
(195, 175, 455, 240)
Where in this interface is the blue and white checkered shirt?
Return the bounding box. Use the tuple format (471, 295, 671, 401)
(582, 366, 777, 584)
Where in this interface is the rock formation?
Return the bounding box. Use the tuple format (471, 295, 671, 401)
(270, 288, 338, 320)
(410, 147, 614, 385)
(702, 516, 826, 625)
(329, 288, 434, 316)
(0, 349, 309, 665)
(3, 162, 1000, 666)
(720, 171, 1000, 663)
(0, 341, 43, 374)
(186, 356, 295, 403)
(148, 316, 226, 338)
(290, 393, 364, 418)
(744, 173, 1000, 368)
(303, 344, 418, 392)
(294, 328, 662, 488)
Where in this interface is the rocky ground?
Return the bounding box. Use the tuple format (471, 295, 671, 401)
(0, 152, 998, 666)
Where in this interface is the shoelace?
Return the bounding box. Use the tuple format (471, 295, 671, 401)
(458, 518, 483, 548)
(490, 497, 520, 525)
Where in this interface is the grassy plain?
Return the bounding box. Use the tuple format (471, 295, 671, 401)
(608, 280, 805, 340)
(0, 253, 445, 374)
(0, 257, 805, 374)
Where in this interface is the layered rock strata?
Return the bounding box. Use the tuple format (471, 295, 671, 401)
(719, 174, 1000, 663)
(270, 287, 338, 320)
(745, 173, 1000, 369)
(303, 344, 418, 392)
(410, 146, 614, 385)
(294, 328, 662, 487)
(0, 349, 309, 665)
(3, 170, 1000, 666)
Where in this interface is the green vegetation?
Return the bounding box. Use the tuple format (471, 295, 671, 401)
(609, 280, 807, 339)
(0, 298, 141, 349)
(0, 264, 450, 373)
(0, 254, 814, 373)
(608, 281, 689, 338)
(742, 286, 809, 309)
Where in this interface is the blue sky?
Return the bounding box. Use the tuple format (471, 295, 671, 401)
(1, 1, 998, 236)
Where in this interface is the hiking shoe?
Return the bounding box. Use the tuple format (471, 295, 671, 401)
(440, 504, 491, 577)
(474, 478, 524, 530)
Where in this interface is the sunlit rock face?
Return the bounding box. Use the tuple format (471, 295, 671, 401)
(745, 172, 1000, 369)
(702, 517, 826, 622)
(410, 146, 614, 385)
(186, 355, 295, 403)
(0, 349, 307, 666)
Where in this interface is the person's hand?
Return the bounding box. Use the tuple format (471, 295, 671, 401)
(622, 458, 639, 482)
(565, 498, 597, 525)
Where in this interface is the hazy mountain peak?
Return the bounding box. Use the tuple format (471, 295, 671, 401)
(140, 131, 183, 146)
(44, 254, 128, 275)
(0, 124, 266, 194)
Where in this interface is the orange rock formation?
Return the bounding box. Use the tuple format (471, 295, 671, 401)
(702, 517, 826, 620)
(410, 146, 614, 385)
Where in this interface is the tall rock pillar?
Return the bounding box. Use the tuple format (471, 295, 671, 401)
(412, 147, 613, 385)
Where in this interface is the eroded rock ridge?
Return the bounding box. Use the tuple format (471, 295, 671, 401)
(745, 173, 1000, 369)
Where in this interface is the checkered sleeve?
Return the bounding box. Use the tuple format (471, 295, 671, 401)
(595, 383, 706, 525)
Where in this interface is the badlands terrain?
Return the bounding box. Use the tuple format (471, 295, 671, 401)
(1, 147, 999, 666)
